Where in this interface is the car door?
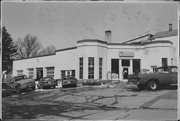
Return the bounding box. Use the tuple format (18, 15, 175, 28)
(159, 72, 171, 85)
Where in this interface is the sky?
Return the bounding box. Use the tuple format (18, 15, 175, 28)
(2, 2, 178, 50)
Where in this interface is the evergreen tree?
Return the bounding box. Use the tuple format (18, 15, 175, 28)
(2, 26, 17, 73)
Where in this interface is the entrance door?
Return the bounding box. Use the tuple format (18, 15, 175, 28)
(123, 68, 128, 79)
(37, 68, 43, 80)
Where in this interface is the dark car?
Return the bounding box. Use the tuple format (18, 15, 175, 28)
(62, 76, 77, 88)
(128, 66, 178, 90)
(2, 83, 12, 97)
(38, 77, 56, 89)
(7, 75, 36, 93)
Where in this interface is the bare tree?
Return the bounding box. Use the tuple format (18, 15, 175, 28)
(38, 45, 56, 56)
(15, 34, 42, 59)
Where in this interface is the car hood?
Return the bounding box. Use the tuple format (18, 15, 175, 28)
(15, 79, 35, 84)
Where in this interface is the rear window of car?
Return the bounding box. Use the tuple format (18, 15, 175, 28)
(13, 75, 28, 82)
(41, 77, 53, 81)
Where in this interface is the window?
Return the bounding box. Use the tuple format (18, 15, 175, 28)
(72, 70, 75, 77)
(133, 59, 141, 74)
(151, 66, 157, 72)
(88, 57, 94, 79)
(61, 70, 65, 79)
(122, 59, 130, 66)
(79, 58, 83, 79)
(17, 70, 23, 76)
(171, 58, 173, 65)
(61, 70, 75, 79)
(162, 58, 168, 67)
(99, 58, 103, 79)
(46, 67, 54, 77)
(28, 68, 34, 78)
(111, 59, 119, 74)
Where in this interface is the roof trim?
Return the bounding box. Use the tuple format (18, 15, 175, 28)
(56, 46, 77, 52)
(77, 39, 107, 44)
(145, 40, 173, 45)
(13, 53, 55, 61)
(121, 34, 150, 44)
(152, 30, 177, 39)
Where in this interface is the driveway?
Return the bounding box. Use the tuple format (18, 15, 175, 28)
(2, 83, 177, 120)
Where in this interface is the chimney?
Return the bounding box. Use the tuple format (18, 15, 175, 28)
(105, 30, 111, 43)
(169, 23, 172, 31)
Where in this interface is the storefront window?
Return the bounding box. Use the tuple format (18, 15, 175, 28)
(122, 59, 130, 66)
(79, 58, 83, 79)
(111, 59, 119, 74)
(133, 59, 141, 74)
(88, 57, 94, 79)
(99, 58, 103, 79)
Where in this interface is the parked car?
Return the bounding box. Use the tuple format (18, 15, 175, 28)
(37, 77, 56, 89)
(2, 83, 12, 97)
(7, 75, 36, 93)
(128, 66, 178, 90)
(62, 76, 77, 88)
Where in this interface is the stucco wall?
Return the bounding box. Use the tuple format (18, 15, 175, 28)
(13, 55, 55, 78)
(12, 39, 175, 81)
(77, 40, 107, 79)
(54, 48, 77, 79)
(154, 36, 178, 66)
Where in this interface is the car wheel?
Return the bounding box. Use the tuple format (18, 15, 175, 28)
(16, 87, 21, 94)
(137, 84, 145, 90)
(148, 81, 158, 90)
(32, 86, 36, 90)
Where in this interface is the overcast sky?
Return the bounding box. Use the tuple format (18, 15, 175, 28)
(2, 2, 178, 50)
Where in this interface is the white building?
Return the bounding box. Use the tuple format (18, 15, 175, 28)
(13, 27, 178, 81)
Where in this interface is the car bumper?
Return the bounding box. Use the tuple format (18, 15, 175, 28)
(40, 83, 56, 87)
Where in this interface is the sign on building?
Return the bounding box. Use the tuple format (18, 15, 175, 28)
(119, 51, 134, 57)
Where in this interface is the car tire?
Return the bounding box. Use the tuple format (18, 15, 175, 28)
(32, 86, 36, 90)
(16, 87, 21, 94)
(148, 81, 158, 90)
(137, 84, 145, 90)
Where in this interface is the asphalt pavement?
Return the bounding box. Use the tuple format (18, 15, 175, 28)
(2, 83, 178, 120)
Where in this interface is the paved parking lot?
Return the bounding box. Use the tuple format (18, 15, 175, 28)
(2, 83, 178, 120)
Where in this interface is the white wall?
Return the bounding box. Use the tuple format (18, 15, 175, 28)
(54, 48, 77, 79)
(154, 36, 178, 66)
(12, 39, 175, 81)
(13, 55, 55, 78)
(77, 41, 107, 79)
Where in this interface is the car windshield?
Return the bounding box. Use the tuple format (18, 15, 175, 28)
(13, 75, 28, 82)
(157, 66, 178, 73)
(157, 68, 168, 72)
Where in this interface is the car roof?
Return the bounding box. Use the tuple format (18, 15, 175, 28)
(157, 66, 177, 69)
